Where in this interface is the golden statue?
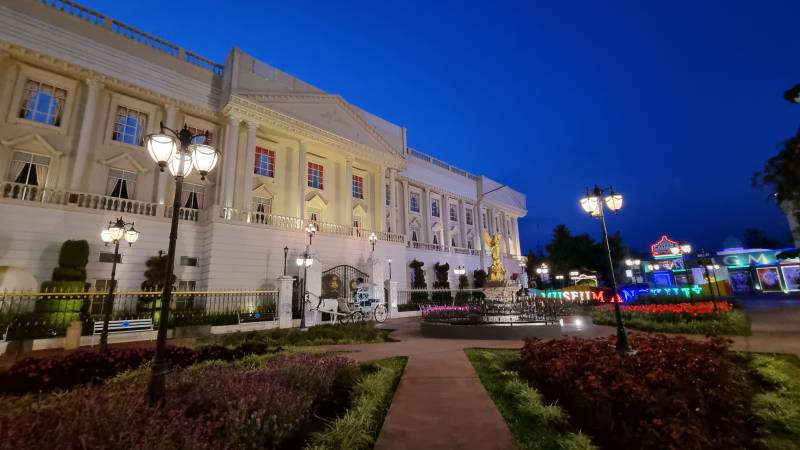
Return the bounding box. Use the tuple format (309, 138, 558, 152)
(483, 230, 506, 282)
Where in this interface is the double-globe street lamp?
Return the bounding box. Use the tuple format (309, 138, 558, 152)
(98, 217, 139, 355)
(144, 124, 219, 404)
(579, 186, 633, 354)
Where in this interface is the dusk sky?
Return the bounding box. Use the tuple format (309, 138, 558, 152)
(80, 0, 800, 255)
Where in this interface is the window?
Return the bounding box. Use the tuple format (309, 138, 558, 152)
(308, 162, 324, 189)
(451, 236, 457, 247)
(106, 168, 137, 199)
(253, 197, 272, 222)
(99, 252, 121, 263)
(449, 204, 458, 222)
(9, 151, 50, 186)
(466, 209, 473, 225)
(177, 280, 196, 291)
(180, 256, 198, 267)
(353, 215, 362, 229)
(410, 192, 420, 212)
(433, 233, 439, 245)
(352, 175, 364, 199)
(467, 239, 473, 250)
(411, 229, 418, 242)
(95, 279, 113, 292)
(431, 198, 440, 217)
(182, 183, 205, 210)
(482, 212, 487, 229)
(186, 126, 213, 145)
(254, 147, 275, 177)
(495, 217, 499, 232)
(19, 79, 67, 126)
(307, 207, 321, 222)
(385, 186, 391, 206)
(112, 106, 147, 146)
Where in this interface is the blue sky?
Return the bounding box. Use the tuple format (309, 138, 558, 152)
(79, 0, 800, 254)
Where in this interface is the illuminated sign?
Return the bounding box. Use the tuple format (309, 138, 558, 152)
(720, 250, 777, 267)
(620, 285, 703, 302)
(650, 235, 679, 257)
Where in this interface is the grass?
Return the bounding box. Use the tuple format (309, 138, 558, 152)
(307, 356, 407, 450)
(203, 322, 394, 348)
(591, 309, 752, 336)
(465, 348, 597, 450)
(746, 353, 800, 449)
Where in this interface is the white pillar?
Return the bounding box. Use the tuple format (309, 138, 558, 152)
(223, 117, 240, 209)
(389, 168, 397, 233)
(420, 186, 430, 243)
(512, 217, 522, 256)
(297, 141, 307, 219)
(401, 178, 410, 238)
(477, 176, 486, 270)
(442, 193, 451, 248)
(386, 280, 398, 317)
(458, 199, 467, 248)
(377, 166, 386, 233)
(370, 255, 385, 301)
(305, 254, 322, 326)
(344, 156, 353, 226)
(241, 121, 257, 215)
(277, 275, 294, 328)
(70, 79, 102, 191)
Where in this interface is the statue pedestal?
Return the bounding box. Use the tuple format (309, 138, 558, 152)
(482, 280, 520, 300)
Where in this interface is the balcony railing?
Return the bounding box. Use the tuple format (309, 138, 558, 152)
(1, 181, 158, 217)
(39, 0, 224, 75)
(410, 241, 449, 252)
(217, 207, 406, 243)
(165, 206, 201, 222)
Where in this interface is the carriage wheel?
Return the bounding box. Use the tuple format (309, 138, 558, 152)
(351, 311, 365, 323)
(373, 304, 388, 323)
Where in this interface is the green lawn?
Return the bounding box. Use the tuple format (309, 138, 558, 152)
(465, 348, 597, 450)
(590, 309, 752, 336)
(746, 353, 800, 449)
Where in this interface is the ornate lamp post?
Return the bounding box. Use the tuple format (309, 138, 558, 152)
(555, 274, 565, 289)
(144, 123, 219, 404)
(98, 217, 139, 355)
(535, 263, 549, 288)
(369, 232, 377, 253)
(305, 222, 317, 246)
(283, 246, 289, 276)
(580, 186, 633, 354)
(296, 252, 313, 331)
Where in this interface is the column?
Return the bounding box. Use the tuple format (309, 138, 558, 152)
(441, 193, 451, 248)
(388, 168, 397, 233)
(241, 121, 257, 215)
(70, 79, 102, 191)
(277, 275, 294, 328)
(377, 166, 386, 233)
(458, 199, 468, 248)
(420, 186, 430, 243)
(386, 280, 399, 317)
(297, 141, 307, 219)
(401, 178, 410, 239)
(344, 156, 353, 226)
(477, 176, 486, 270)
(512, 217, 522, 257)
(223, 116, 240, 209)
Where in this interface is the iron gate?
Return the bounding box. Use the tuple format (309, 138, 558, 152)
(321, 265, 370, 299)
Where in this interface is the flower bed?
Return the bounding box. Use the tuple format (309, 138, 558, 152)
(0, 342, 270, 395)
(208, 322, 393, 348)
(592, 301, 751, 335)
(0, 353, 358, 450)
(520, 334, 751, 450)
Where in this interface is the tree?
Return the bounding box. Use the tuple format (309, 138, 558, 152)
(524, 249, 540, 288)
(409, 260, 427, 304)
(138, 252, 176, 318)
(542, 224, 631, 287)
(743, 228, 785, 249)
(432, 262, 452, 304)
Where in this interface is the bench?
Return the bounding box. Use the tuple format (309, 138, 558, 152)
(237, 311, 271, 324)
(92, 318, 154, 346)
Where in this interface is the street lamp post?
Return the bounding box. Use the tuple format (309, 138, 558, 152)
(388, 258, 392, 280)
(369, 232, 377, 253)
(306, 222, 317, 246)
(144, 124, 219, 404)
(283, 246, 289, 276)
(535, 263, 549, 289)
(98, 217, 139, 355)
(580, 186, 633, 353)
(296, 252, 313, 331)
(555, 274, 565, 289)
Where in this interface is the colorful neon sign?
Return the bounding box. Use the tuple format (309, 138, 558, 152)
(620, 285, 703, 302)
(720, 250, 777, 267)
(650, 235, 680, 258)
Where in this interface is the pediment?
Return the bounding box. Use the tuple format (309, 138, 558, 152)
(232, 92, 402, 158)
(305, 191, 329, 206)
(252, 183, 274, 198)
(2, 133, 62, 157)
(99, 153, 148, 173)
(353, 204, 368, 216)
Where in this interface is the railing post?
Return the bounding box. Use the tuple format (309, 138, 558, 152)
(386, 280, 399, 317)
(277, 276, 294, 329)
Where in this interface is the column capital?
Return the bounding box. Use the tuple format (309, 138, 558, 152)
(85, 78, 103, 90)
(244, 119, 258, 129)
(226, 115, 242, 127)
(164, 102, 178, 113)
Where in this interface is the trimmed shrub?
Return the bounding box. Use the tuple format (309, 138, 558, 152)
(472, 269, 487, 300)
(432, 262, 452, 304)
(409, 260, 428, 304)
(520, 334, 751, 450)
(0, 354, 357, 450)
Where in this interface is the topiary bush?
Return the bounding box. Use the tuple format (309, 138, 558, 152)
(472, 269, 487, 300)
(432, 262, 452, 304)
(519, 334, 750, 450)
(34, 240, 91, 333)
(409, 260, 428, 305)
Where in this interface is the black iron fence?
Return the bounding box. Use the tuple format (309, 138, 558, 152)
(0, 288, 279, 340)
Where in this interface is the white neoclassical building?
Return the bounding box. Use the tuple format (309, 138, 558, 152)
(0, 0, 526, 292)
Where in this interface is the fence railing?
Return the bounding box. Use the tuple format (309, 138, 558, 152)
(396, 288, 485, 307)
(39, 0, 224, 75)
(1, 181, 159, 217)
(0, 289, 279, 340)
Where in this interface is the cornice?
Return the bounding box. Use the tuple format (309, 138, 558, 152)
(398, 174, 526, 217)
(223, 95, 406, 170)
(236, 91, 403, 159)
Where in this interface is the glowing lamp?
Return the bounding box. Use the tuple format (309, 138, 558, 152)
(680, 244, 692, 254)
(191, 144, 219, 180)
(108, 224, 124, 241)
(124, 227, 140, 245)
(604, 193, 623, 212)
(580, 196, 601, 216)
(670, 246, 680, 255)
(145, 134, 177, 170)
(101, 229, 112, 243)
(168, 152, 193, 177)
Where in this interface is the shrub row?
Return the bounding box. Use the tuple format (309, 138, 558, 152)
(0, 341, 269, 395)
(211, 321, 392, 348)
(591, 308, 752, 336)
(520, 334, 751, 450)
(0, 354, 358, 450)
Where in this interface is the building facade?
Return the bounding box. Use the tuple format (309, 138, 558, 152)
(0, 0, 526, 292)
